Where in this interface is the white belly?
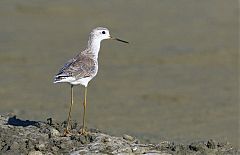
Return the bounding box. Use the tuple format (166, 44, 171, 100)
(54, 76, 93, 87)
(70, 77, 93, 87)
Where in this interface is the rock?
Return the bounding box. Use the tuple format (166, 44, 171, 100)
(207, 139, 217, 149)
(123, 134, 134, 141)
(0, 115, 238, 155)
(189, 141, 208, 152)
(102, 137, 111, 143)
(51, 146, 59, 152)
(132, 146, 138, 152)
(49, 128, 60, 137)
(28, 151, 43, 155)
(35, 143, 45, 151)
(11, 141, 20, 150)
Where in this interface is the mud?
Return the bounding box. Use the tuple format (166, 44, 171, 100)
(0, 115, 238, 155)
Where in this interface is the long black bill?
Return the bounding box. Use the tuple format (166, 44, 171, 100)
(111, 37, 129, 44)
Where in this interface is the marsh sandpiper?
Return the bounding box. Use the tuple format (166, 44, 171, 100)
(54, 27, 128, 135)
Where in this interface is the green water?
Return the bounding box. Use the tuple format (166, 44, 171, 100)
(0, 0, 238, 147)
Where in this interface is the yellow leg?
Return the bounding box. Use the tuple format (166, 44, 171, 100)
(80, 86, 88, 134)
(64, 85, 74, 135)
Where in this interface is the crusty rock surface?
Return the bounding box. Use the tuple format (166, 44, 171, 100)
(0, 114, 238, 155)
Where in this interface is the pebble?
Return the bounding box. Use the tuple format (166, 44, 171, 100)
(50, 128, 60, 137)
(123, 134, 134, 141)
(207, 139, 217, 149)
(51, 146, 59, 152)
(132, 146, 138, 151)
(11, 141, 20, 150)
(36, 143, 45, 150)
(28, 151, 43, 155)
(103, 137, 111, 142)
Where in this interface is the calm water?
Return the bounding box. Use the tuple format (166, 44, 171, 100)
(0, 0, 238, 147)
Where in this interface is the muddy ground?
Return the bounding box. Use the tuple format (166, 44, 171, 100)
(0, 114, 238, 155)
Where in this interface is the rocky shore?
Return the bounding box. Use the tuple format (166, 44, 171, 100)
(0, 114, 238, 155)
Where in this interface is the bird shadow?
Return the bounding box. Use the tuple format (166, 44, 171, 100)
(7, 116, 39, 127)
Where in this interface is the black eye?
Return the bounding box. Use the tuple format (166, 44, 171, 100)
(102, 31, 105, 34)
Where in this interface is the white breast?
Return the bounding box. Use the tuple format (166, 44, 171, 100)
(70, 77, 93, 87)
(54, 76, 93, 87)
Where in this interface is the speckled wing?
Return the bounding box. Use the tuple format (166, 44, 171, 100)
(54, 55, 97, 82)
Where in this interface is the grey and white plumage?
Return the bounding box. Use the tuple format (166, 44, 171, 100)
(53, 27, 128, 134)
(54, 27, 128, 87)
(54, 27, 110, 87)
(54, 50, 98, 87)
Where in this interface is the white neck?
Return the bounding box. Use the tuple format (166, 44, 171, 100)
(87, 36, 102, 59)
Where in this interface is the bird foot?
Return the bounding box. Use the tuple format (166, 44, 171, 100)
(63, 128, 72, 136)
(79, 128, 89, 135)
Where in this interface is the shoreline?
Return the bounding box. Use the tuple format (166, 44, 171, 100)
(0, 114, 238, 155)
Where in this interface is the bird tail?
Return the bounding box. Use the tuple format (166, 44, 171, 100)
(53, 73, 73, 84)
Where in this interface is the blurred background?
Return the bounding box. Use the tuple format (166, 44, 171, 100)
(0, 0, 238, 147)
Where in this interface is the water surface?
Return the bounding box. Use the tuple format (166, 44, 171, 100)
(0, 0, 238, 147)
